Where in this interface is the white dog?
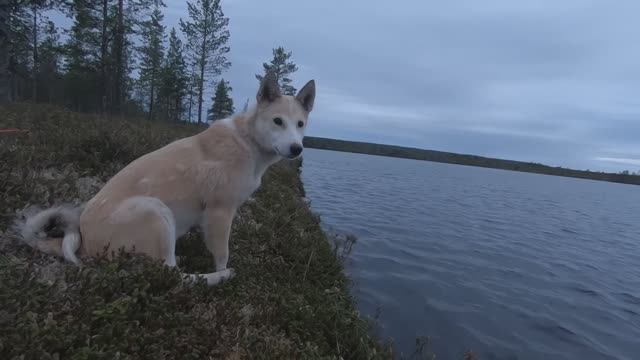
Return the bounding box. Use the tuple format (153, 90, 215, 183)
(16, 72, 316, 285)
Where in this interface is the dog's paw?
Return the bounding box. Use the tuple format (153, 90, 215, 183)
(221, 267, 236, 282)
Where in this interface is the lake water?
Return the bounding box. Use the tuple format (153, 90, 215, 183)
(300, 148, 640, 360)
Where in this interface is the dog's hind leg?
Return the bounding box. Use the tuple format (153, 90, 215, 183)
(106, 196, 177, 265)
(106, 197, 233, 286)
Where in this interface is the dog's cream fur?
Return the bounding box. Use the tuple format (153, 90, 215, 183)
(17, 73, 316, 285)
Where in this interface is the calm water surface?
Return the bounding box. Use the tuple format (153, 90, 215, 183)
(300, 148, 640, 360)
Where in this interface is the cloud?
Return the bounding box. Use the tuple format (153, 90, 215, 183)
(318, 88, 428, 122)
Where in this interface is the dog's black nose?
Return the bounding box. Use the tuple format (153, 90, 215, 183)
(290, 144, 303, 157)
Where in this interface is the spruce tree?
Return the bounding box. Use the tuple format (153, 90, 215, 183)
(113, 0, 158, 113)
(137, 1, 165, 120)
(112, 0, 124, 112)
(159, 27, 188, 121)
(255, 46, 298, 95)
(28, 0, 57, 101)
(207, 78, 233, 122)
(61, 0, 157, 113)
(4, 0, 60, 102)
(36, 20, 62, 103)
(64, 0, 102, 111)
(179, 0, 230, 123)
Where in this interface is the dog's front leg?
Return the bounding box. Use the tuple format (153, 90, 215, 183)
(203, 206, 234, 272)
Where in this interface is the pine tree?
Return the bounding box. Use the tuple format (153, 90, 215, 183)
(0, 0, 9, 103)
(255, 46, 298, 96)
(112, 0, 152, 114)
(29, 1, 37, 100)
(28, 0, 51, 101)
(137, 1, 165, 120)
(36, 20, 62, 103)
(112, 0, 124, 112)
(5, 0, 61, 102)
(64, 0, 102, 111)
(64, 0, 114, 111)
(207, 78, 233, 122)
(98, 0, 110, 112)
(184, 68, 198, 122)
(61, 0, 156, 113)
(5, 0, 30, 102)
(113, 0, 157, 114)
(158, 27, 188, 121)
(6, 1, 30, 62)
(179, 0, 230, 123)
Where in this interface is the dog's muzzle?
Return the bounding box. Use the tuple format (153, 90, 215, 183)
(289, 144, 303, 158)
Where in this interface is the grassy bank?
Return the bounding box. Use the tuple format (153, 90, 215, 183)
(304, 136, 640, 186)
(0, 104, 392, 359)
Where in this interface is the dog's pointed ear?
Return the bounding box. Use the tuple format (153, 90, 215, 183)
(296, 80, 315, 112)
(257, 71, 281, 104)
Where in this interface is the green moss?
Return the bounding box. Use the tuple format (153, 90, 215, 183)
(0, 103, 392, 359)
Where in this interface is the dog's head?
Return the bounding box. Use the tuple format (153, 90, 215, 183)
(252, 72, 315, 159)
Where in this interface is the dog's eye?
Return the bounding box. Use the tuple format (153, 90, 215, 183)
(273, 117, 283, 126)
(297, 121, 304, 128)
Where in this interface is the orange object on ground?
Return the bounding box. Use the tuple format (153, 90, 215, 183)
(0, 129, 29, 133)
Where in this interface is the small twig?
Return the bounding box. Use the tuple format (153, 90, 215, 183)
(302, 249, 315, 282)
(274, 207, 303, 235)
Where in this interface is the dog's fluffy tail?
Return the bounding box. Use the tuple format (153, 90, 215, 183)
(14, 204, 84, 265)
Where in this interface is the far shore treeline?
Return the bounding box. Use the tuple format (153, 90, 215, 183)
(304, 137, 640, 186)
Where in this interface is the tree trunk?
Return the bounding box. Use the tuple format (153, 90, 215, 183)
(175, 96, 180, 121)
(47, 70, 54, 103)
(113, 0, 124, 115)
(196, 9, 209, 123)
(188, 85, 193, 122)
(100, 0, 108, 112)
(148, 75, 155, 121)
(0, 0, 10, 103)
(197, 60, 204, 123)
(31, 3, 37, 102)
(166, 95, 171, 121)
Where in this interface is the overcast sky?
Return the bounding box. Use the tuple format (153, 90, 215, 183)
(164, 1, 640, 171)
